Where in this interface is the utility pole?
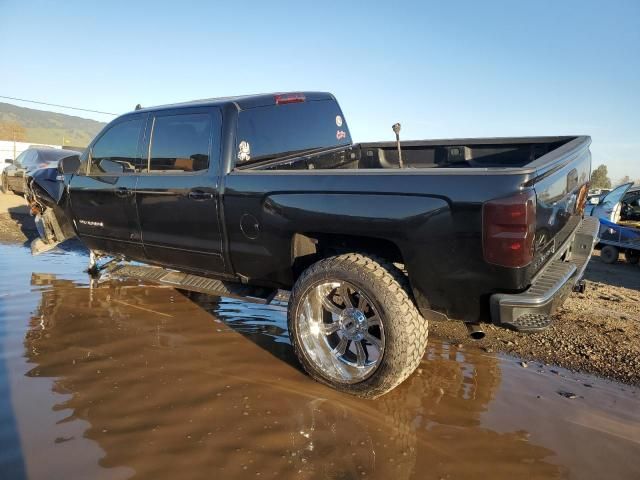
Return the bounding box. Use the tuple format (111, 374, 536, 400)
(13, 128, 16, 160)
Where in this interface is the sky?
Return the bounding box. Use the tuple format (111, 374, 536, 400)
(0, 0, 638, 181)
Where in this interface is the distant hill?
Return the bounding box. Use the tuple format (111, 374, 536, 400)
(0, 102, 106, 147)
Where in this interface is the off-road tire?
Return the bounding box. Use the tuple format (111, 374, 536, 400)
(601, 245, 619, 264)
(288, 253, 429, 398)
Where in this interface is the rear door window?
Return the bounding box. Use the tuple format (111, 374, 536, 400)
(148, 113, 212, 173)
(89, 117, 145, 175)
(235, 99, 351, 165)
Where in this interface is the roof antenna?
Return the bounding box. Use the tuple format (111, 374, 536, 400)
(135, 104, 142, 110)
(392, 123, 404, 168)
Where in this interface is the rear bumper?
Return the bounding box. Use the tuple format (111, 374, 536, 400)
(490, 216, 599, 332)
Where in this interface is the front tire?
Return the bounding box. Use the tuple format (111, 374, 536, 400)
(288, 253, 428, 398)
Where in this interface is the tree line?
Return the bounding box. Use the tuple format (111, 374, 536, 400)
(590, 164, 638, 190)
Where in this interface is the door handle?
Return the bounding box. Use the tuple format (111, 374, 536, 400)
(115, 187, 133, 198)
(188, 190, 214, 200)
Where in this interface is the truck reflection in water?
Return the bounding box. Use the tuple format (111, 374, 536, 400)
(23, 274, 564, 479)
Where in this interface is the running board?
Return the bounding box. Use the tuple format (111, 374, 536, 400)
(107, 264, 278, 304)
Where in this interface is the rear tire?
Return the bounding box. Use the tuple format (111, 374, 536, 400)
(625, 250, 640, 264)
(288, 252, 428, 398)
(601, 245, 619, 264)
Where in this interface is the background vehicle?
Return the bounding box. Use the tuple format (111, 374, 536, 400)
(1, 157, 13, 174)
(585, 184, 640, 223)
(598, 218, 640, 264)
(587, 182, 634, 223)
(586, 192, 608, 211)
(620, 185, 640, 221)
(586, 183, 640, 265)
(27, 92, 598, 397)
(1, 147, 79, 195)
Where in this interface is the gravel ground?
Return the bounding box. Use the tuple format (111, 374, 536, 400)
(1, 191, 638, 385)
(0, 192, 34, 243)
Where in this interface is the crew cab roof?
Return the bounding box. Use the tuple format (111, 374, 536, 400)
(128, 91, 335, 115)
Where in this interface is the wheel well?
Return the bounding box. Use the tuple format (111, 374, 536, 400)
(291, 233, 404, 282)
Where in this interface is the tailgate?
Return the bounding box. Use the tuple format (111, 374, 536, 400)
(529, 136, 591, 275)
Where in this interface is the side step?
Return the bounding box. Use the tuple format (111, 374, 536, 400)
(107, 264, 278, 305)
(504, 313, 553, 332)
(491, 259, 576, 332)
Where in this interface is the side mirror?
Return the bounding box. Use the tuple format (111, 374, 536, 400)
(98, 158, 125, 174)
(58, 155, 81, 174)
(5, 159, 13, 165)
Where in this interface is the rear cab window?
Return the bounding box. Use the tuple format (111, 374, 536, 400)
(235, 98, 351, 167)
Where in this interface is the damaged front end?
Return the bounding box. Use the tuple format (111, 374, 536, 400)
(25, 156, 80, 255)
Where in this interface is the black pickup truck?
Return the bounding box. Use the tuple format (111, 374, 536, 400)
(27, 92, 598, 397)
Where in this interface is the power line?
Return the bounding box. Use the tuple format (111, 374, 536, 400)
(0, 95, 118, 116)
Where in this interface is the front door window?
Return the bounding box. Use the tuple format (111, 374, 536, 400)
(90, 118, 146, 175)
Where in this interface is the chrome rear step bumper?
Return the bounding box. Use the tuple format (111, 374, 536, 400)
(490, 216, 599, 332)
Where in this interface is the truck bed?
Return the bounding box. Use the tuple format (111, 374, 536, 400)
(248, 136, 577, 172)
(227, 135, 591, 324)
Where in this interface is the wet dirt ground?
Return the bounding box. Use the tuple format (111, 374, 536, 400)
(1, 243, 639, 479)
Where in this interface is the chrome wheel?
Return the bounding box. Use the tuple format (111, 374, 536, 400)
(296, 281, 385, 384)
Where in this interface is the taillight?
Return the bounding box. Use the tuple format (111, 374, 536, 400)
(275, 93, 306, 105)
(483, 190, 536, 268)
(576, 183, 589, 215)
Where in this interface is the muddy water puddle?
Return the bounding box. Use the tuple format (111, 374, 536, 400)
(0, 243, 639, 479)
